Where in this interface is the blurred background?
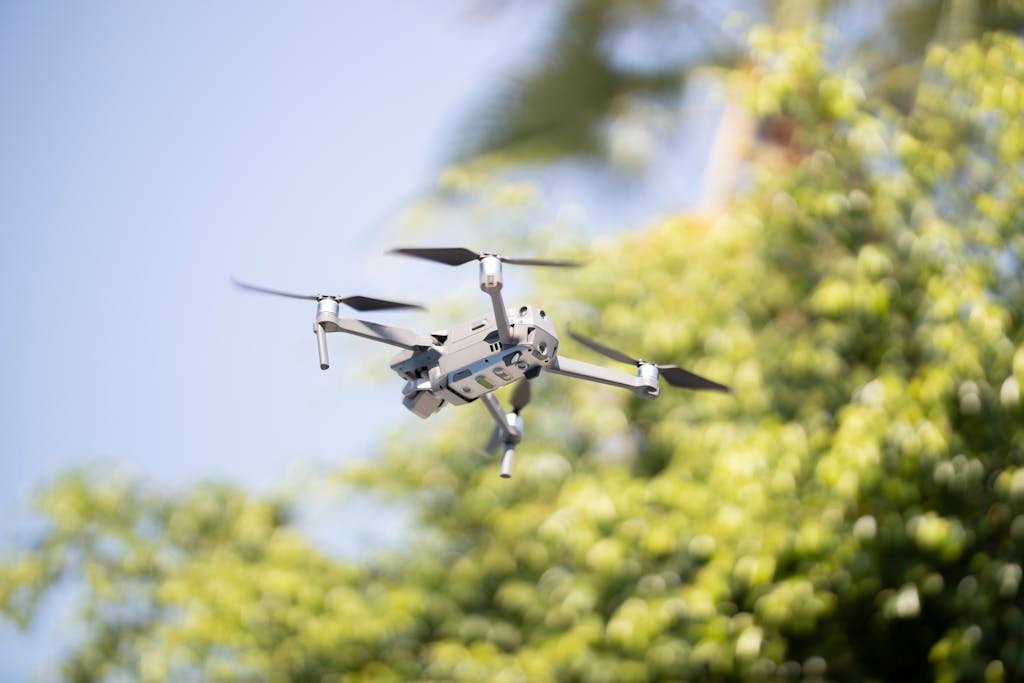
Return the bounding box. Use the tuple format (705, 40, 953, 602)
(2, 1, 1024, 681)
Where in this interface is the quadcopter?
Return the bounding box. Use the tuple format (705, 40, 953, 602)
(235, 247, 730, 478)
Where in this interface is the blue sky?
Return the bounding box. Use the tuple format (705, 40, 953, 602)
(0, 2, 554, 496)
(0, 2, 722, 677)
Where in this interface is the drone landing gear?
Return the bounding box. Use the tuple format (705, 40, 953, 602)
(315, 322, 330, 370)
(480, 379, 531, 478)
(499, 413, 523, 479)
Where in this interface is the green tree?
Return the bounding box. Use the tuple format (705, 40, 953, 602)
(459, 0, 1024, 162)
(4, 26, 1024, 683)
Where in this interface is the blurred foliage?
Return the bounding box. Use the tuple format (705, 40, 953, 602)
(5, 22, 1024, 683)
(459, 0, 1024, 163)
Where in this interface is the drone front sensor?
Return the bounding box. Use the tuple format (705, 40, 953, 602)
(234, 247, 730, 478)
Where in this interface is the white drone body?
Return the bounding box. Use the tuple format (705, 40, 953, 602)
(237, 248, 729, 478)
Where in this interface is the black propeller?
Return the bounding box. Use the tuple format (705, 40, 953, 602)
(388, 247, 583, 268)
(567, 327, 732, 393)
(510, 377, 532, 413)
(232, 278, 424, 312)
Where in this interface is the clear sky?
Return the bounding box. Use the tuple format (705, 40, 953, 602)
(0, 2, 719, 677)
(0, 1, 556, 495)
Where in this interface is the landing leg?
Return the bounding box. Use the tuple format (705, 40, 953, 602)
(500, 443, 515, 478)
(480, 393, 524, 478)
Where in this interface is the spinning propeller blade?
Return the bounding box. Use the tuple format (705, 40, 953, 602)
(388, 247, 584, 268)
(566, 328, 637, 365)
(335, 296, 425, 312)
(232, 278, 424, 311)
(232, 279, 317, 301)
(656, 365, 732, 392)
(566, 327, 732, 393)
(502, 256, 583, 268)
(387, 247, 481, 266)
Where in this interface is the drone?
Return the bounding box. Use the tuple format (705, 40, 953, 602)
(235, 247, 730, 478)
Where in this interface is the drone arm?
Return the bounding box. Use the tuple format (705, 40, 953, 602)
(480, 393, 520, 442)
(546, 355, 658, 399)
(486, 290, 513, 345)
(479, 256, 515, 346)
(317, 312, 432, 351)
